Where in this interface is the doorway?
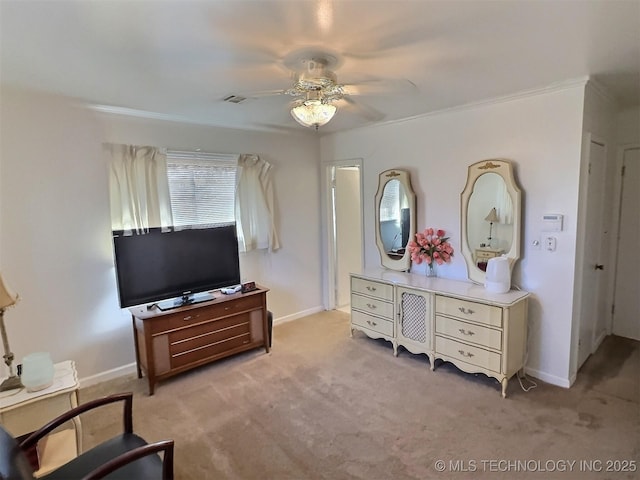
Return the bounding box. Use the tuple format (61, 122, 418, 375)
(611, 146, 640, 340)
(326, 161, 363, 311)
(576, 136, 608, 370)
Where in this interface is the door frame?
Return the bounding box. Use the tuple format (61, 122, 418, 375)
(570, 133, 610, 379)
(608, 143, 640, 335)
(322, 158, 364, 310)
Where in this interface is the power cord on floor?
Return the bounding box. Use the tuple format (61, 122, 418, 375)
(517, 300, 538, 393)
(518, 372, 538, 392)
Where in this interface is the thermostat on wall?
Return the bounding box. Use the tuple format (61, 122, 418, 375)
(542, 214, 563, 232)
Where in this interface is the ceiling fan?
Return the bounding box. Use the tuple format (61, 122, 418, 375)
(232, 48, 417, 130)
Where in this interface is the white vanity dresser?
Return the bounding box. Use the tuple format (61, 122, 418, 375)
(351, 268, 529, 398)
(364, 160, 528, 397)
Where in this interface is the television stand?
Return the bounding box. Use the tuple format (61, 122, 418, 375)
(130, 286, 270, 394)
(156, 291, 214, 311)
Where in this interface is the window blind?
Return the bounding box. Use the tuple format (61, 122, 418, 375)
(166, 151, 239, 228)
(380, 179, 401, 222)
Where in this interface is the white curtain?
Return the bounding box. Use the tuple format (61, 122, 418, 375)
(235, 154, 280, 252)
(496, 180, 513, 225)
(108, 144, 174, 233)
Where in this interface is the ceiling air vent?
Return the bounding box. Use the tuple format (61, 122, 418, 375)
(223, 95, 248, 104)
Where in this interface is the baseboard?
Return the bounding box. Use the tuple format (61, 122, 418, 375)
(593, 330, 607, 352)
(524, 366, 571, 388)
(273, 306, 324, 325)
(79, 362, 137, 389)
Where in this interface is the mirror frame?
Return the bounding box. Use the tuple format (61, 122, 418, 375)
(375, 169, 416, 271)
(460, 159, 522, 284)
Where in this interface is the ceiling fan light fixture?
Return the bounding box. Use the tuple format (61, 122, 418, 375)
(290, 99, 337, 129)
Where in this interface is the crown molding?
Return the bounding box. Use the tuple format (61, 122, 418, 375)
(584, 77, 618, 106)
(87, 104, 305, 135)
(392, 77, 591, 127)
(89, 104, 197, 124)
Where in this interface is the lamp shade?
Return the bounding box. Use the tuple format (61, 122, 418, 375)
(0, 274, 17, 309)
(484, 207, 499, 223)
(291, 100, 337, 129)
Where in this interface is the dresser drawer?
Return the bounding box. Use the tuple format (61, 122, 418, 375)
(170, 333, 251, 369)
(351, 293, 393, 319)
(435, 296, 502, 327)
(475, 249, 502, 260)
(351, 277, 393, 301)
(435, 336, 501, 373)
(169, 315, 251, 354)
(435, 315, 502, 350)
(167, 295, 263, 330)
(351, 311, 394, 337)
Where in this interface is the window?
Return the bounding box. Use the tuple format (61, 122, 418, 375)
(166, 151, 239, 228)
(379, 179, 401, 222)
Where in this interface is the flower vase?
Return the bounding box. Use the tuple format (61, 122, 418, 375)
(426, 263, 437, 277)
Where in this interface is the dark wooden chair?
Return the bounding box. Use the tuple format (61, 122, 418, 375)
(0, 392, 173, 480)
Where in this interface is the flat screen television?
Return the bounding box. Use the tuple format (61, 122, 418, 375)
(112, 224, 241, 310)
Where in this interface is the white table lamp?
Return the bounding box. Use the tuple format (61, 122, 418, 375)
(0, 273, 22, 391)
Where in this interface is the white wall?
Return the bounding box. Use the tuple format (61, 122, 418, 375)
(320, 83, 587, 386)
(0, 86, 323, 382)
(617, 106, 640, 144)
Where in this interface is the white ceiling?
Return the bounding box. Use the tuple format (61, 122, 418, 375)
(1, 0, 639, 134)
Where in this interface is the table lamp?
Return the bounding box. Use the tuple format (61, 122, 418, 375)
(0, 273, 22, 391)
(484, 207, 499, 248)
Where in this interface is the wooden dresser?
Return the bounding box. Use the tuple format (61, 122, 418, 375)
(130, 287, 269, 394)
(350, 269, 529, 397)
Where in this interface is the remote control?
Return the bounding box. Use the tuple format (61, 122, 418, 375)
(220, 285, 242, 294)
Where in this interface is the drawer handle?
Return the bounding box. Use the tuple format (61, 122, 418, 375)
(366, 303, 377, 310)
(366, 286, 377, 292)
(458, 328, 475, 336)
(183, 315, 193, 321)
(366, 320, 378, 327)
(458, 307, 475, 315)
(458, 349, 474, 358)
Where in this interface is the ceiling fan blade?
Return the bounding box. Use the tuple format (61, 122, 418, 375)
(343, 20, 442, 59)
(339, 97, 385, 122)
(341, 78, 418, 97)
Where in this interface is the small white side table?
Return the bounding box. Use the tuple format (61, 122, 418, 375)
(0, 360, 81, 477)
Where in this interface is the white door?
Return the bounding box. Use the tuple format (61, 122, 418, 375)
(612, 147, 640, 340)
(332, 165, 363, 309)
(577, 139, 608, 369)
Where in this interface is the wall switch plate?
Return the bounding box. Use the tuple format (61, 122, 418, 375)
(545, 237, 557, 251)
(542, 214, 563, 232)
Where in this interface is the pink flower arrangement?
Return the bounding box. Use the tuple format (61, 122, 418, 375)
(407, 228, 454, 268)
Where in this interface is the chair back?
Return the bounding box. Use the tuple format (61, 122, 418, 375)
(0, 426, 34, 480)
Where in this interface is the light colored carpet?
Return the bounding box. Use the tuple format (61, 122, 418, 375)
(79, 310, 639, 479)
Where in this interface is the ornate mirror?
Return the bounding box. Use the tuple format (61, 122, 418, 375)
(375, 169, 416, 271)
(461, 159, 522, 284)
